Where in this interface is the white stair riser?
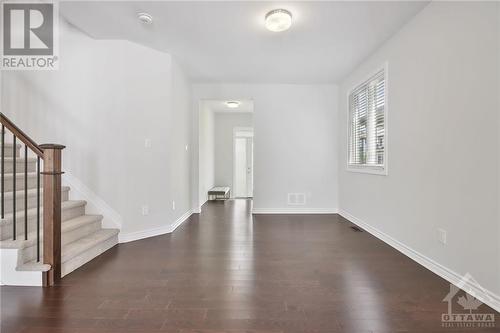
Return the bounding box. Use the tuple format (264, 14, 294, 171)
(0, 203, 86, 240)
(3, 189, 69, 214)
(3, 175, 39, 192)
(1, 160, 37, 173)
(19, 220, 103, 264)
(62, 234, 118, 277)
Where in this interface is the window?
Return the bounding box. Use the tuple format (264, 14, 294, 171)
(348, 68, 386, 174)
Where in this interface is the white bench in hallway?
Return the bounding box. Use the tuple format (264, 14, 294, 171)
(208, 187, 230, 200)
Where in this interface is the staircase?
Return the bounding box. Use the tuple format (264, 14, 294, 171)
(0, 114, 119, 286)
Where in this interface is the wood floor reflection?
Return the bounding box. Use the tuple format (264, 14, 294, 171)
(1, 199, 499, 333)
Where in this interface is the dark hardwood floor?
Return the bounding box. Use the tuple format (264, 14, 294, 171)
(1, 199, 499, 333)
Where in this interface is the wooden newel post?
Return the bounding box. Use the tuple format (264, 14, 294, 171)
(40, 144, 65, 287)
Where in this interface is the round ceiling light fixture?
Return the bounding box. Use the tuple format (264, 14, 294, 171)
(225, 101, 240, 108)
(137, 12, 153, 25)
(265, 9, 292, 32)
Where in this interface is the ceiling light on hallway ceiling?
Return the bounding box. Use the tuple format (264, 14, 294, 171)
(225, 101, 240, 108)
(265, 9, 292, 32)
(137, 12, 153, 25)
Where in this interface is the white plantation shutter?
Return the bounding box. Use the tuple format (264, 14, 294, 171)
(349, 69, 386, 170)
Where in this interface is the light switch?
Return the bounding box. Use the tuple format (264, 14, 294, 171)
(438, 228, 447, 245)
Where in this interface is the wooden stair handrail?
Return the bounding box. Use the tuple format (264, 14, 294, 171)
(0, 112, 65, 287)
(0, 113, 44, 157)
(40, 144, 65, 286)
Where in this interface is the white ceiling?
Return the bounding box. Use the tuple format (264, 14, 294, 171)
(60, 1, 428, 84)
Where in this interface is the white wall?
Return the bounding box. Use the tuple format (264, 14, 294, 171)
(214, 112, 253, 195)
(339, 1, 500, 297)
(1, 20, 193, 238)
(192, 84, 339, 213)
(198, 102, 215, 208)
(170, 60, 193, 220)
(498, 3, 500, 292)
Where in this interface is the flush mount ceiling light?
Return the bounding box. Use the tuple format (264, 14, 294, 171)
(225, 101, 240, 108)
(265, 9, 292, 32)
(137, 12, 153, 25)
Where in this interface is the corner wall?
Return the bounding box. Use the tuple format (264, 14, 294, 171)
(1, 20, 193, 240)
(198, 102, 215, 208)
(338, 1, 500, 299)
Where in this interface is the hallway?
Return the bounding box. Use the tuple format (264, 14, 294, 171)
(1, 200, 498, 332)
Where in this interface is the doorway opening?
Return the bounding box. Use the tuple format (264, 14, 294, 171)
(198, 100, 254, 208)
(233, 127, 254, 198)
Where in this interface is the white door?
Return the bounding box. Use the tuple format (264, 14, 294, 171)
(233, 131, 253, 198)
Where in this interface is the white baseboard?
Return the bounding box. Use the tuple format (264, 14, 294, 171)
(199, 197, 208, 209)
(118, 209, 194, 243)
(338, 209, 500, 313)
(63, 172, 122, 230)
(252, 208, 338, 214)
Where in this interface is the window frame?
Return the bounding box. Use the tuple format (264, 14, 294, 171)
(346, 63, 389, 176)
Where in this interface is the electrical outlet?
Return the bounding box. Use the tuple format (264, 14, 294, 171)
(144, 138, 152, 148)
(438, 228, 447, 245)
(142, 205, 149, 216)
(287, 193, 306, 205)
(172, 201, 176, 210)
